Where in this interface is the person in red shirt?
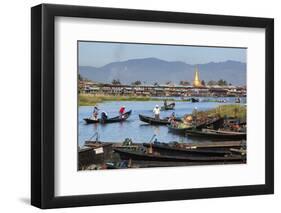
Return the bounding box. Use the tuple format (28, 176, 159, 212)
(119, 106, 126, 117)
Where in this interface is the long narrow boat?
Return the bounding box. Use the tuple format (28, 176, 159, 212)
(139, 114, 171, 125)
(191, 98, 199, 103)
(195, 117, 224, 130)
(185, 129, 246, 140)
(161, 103, 175, 111)
(84, 110, 132, 124)
(167, 117, 224, 134)
(114, 148, 245, 162)
(167, 124, 192, 135)
(142, 143, 231, 157)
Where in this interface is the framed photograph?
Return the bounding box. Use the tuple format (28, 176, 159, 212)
(31, 4, 274, 209)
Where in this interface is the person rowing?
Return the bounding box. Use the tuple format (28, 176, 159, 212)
(168, 112, 178, 127)
(101, 111, 108, 122)
(153, 105, 160, 119)
(168, 112, 176, 122)
(119, 106, 126, 118)
(92, 106, 99, 121)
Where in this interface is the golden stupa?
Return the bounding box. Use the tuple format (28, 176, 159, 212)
(193, 65, 202, 87)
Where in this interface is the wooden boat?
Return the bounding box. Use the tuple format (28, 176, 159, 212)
(142, 143, 231, 157)
(114, 148, 244, 162)
(167, 117, 224, 134)
(191, 98, 199, 103)
(139, 114, 170, 125)
(84, 110, 132, 124)
(195, 117, 224, 130)
(79, 142, 113, 168)
(161, 102, 175, 111)
(185, 129, 246, 140)
(167, 124, 192, 135)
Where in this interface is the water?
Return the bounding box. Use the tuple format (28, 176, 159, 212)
(78, 97, 246, 147)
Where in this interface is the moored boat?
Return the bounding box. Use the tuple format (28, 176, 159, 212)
(195, 117, 224, 130)
(167, 124, 192, 135)
(167, 117, 224, 135)
(114, 148, 245, 163)
(79, 142, 113, 168)
(84, 110, 132, 124)
(142, 143, 232, 157)
(185, 129, 246, 140)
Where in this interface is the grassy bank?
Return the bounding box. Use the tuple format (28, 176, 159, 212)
(79, 94, 177, 106)
(195, 104, 246, 120)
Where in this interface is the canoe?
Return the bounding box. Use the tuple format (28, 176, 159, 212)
(139, 114, 170, 125)
(161, 103, 175, 111)
(84, 110, 132, 124)
(142, 143, 232, 157)
(167, 117, 224, 134)
(114, 148, 245, 162)
(195, 117, 224, 130)
(185, 129, 246, 140)
(167, 124, 192, 135)
(191, 98, 199, 103)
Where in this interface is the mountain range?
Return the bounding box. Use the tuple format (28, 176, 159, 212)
(79, 57, 246, 85)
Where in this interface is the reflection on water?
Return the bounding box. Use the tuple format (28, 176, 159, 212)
(78, 97, 246, 147)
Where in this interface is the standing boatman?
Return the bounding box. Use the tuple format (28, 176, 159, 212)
(119, 106, 126, 117)
(92, 106, 99, 120)
(153, 105, 160, 119)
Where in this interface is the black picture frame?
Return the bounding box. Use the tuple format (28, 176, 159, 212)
(31, 3, 274, 209)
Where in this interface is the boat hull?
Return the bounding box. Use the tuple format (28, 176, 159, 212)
(139, 114, 170, 125)
(161, 103, 175, 111)
(84, 110, 132, 124)
(167, 124, 192, 135)
(142, 143, 231, 157)
(114, 148, 245, 163)
(185, 129, 246, 140)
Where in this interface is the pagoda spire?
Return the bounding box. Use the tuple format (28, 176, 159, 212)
(193, 65, 202, 87)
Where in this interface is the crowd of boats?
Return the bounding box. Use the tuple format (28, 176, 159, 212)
(80, 100, 247, 170)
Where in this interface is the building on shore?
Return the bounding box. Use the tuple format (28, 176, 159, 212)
(79, 81, 246, 97)
(79, 67, 246, 97)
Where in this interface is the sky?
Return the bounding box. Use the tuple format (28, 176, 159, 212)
(78, 41, 246, 67)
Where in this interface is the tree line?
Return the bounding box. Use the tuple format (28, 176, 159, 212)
(110, 79, 230, 86)
(79, 75, 230, 86)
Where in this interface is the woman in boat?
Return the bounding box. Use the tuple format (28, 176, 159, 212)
(171, 119, 178, 127)
(168, 112, 177, 127)
(119, 106, 126, 118)
(92, 106, 99, 121)
(168, 112, 176, 122)
(101, 111, 108, 122)
(153, 105, 160, 119)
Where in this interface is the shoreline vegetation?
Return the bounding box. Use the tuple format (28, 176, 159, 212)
(195, 104, 246, 120)
(79, 94, 246, 119)
(79, 94, 188, 106)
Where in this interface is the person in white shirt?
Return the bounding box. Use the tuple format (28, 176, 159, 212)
(153, 105, 160, 119)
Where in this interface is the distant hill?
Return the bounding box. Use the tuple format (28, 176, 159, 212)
(79, 57, 246, 85)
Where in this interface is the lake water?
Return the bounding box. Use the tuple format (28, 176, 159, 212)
(78, 97, 246, 147)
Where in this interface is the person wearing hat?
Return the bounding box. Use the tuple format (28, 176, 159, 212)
(119, 106, 126, 118)
(92, 106, 99, 120)
(153, 105, 160, 119)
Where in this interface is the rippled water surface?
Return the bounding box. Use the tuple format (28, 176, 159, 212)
(79, 97, 246, 147)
